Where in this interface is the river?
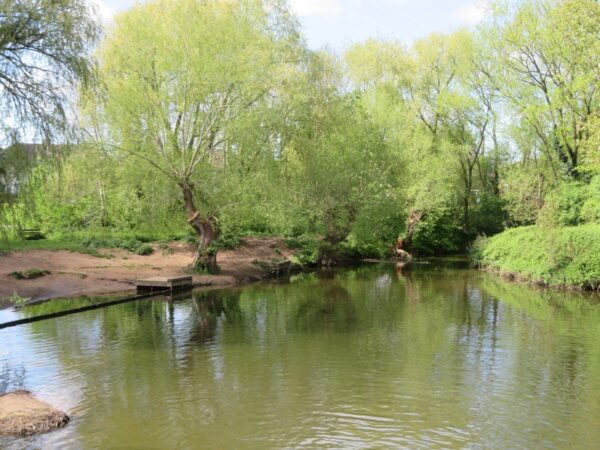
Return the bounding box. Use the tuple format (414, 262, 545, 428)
(1, 261, 599, 449)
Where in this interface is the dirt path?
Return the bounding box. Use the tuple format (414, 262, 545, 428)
(0, 238, 295, 303)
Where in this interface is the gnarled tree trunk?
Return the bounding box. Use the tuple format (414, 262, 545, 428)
(182, 183, 219, 273)
(396, 210, 425, 257)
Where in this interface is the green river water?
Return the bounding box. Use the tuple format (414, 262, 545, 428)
(1, 261, 600, 449)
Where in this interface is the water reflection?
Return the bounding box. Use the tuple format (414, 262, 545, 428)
(0, 263, 599, 449)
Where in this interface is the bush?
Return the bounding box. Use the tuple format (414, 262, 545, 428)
(212, 226, 242, 251)
(470, 192, 509, 236)
(338, 238, 384, 260)
(180, 234, 198, 244)
(581, 175, 600, 224)
(285, 236, 321, 266)
(133, 243, 154, 255)
(472, 225, 600, 289)
(539, 181, 588, 227)
(10, 268, 50, 280)
(411, 208, 465, 255)
(79, 236, 154, 255)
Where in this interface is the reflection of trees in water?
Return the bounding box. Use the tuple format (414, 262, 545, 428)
(395, 262, 502, 338)
(292, 282, 358, 332)
(190, 292, 224, 345)
(559, 335, 585, 391)
(481, 277, 600, 395)
(396, 263, 422, 304)
(187, 291, 242, 346)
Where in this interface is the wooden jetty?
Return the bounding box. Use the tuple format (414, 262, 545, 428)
(136, 276, 193, 292)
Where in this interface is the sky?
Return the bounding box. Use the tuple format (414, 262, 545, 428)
(93, 0, 489, 49)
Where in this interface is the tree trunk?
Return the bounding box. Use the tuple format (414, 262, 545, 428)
(182, 183, 219, 273)
(397, 210, 425, 255)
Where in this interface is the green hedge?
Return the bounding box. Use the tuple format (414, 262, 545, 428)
(472, 225, 600, 289)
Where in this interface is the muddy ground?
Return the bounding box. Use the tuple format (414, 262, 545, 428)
(0, 238, 295, 304)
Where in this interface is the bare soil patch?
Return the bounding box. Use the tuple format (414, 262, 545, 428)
(0, 391, 69, 437)
(0, 238, 295, 303)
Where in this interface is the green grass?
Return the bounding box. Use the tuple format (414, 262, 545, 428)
(0, 239, 103, 256)
(0, 231, 158, 257)
(472, 225, 600, 289)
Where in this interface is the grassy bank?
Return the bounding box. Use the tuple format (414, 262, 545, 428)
(472, 225, 600, 290)
(0, 235, 157, 257)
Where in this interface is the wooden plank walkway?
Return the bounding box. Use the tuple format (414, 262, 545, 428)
(136, 276, 193, 292)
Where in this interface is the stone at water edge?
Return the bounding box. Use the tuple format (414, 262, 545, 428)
(0, 390, 70, 437)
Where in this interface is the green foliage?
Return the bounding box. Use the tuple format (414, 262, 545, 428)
(539, 182, 589, 227)
(79, 236, 154, 255)
(470, 193, 509, 236)
(411, 208, 464, 255)
(8, 291, 29, 307)
(1, 0, 598, 270)
(87, 0, 304, 263)
(473, 225, 600, 289)
(0, 238, 103, 256)
(211, 227, 242, 252)
(134, 244, 154, 256)
(349, 197, 406, 257)
(581, 176, 600, 224)
(486, 0, 600, 179)
(536, 176, 600, 229)
(285, 236, 321, 266)
(0, 0, 99, 140)
(337, 239, 383, 260)
(10, 268, 50, 280)
(500, 161, 549, 225)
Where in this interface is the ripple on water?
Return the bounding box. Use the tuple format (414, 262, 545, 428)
(1, 265, 600, 449)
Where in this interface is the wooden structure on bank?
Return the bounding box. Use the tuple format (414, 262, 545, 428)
(136, 276, 193, 293)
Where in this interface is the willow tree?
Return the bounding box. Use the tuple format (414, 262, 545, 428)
(0, 0, 99, 141)
(278, 51, 401, 259)
(93, 0, 302, 271)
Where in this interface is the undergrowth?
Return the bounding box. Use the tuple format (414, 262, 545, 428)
(472, 225, 600, 289)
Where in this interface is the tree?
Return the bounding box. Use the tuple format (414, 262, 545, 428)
(0, 0, 99, 142)
(92, 0, 303, 272)
(280, 52, 402, 259)
(487, 0, 600, 179)
(346, 30, 511, 252)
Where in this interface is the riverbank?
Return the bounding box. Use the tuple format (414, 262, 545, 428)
(0, 237, 297, 305)
(472, 225, 600, 290)
(0, 391, 69, 437)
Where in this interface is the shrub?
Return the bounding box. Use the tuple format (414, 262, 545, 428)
(472, 225, 600, 289)
(212, 227, 242, 251)
(8, 291, 30, 307)
(284, 236, 320, 266)
(411, 208, 465, 255)
(79, 236, 154, 255)
(10, 268, 50, 280)
(133, 244, 154, 255)
(539, 181, 588, 227)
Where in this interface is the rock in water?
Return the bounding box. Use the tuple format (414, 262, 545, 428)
(0, 391, 69, 437)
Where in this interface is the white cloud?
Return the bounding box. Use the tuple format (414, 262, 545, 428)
(454, 2, 487, 25)
(289, 0, 343, 17)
